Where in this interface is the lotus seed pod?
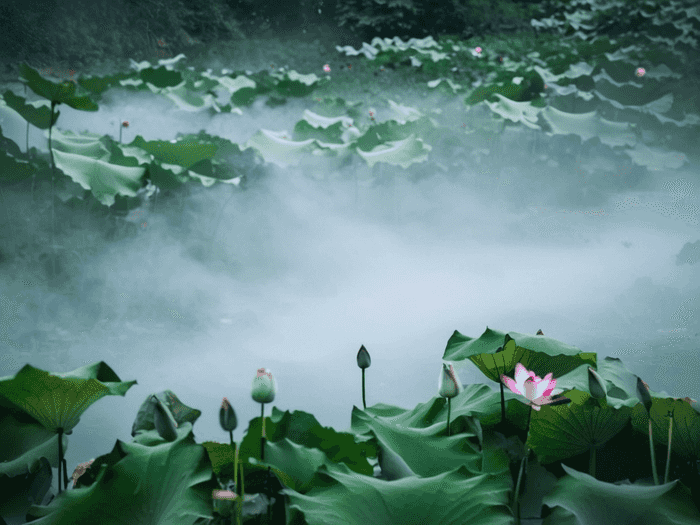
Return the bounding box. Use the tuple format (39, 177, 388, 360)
(251, 368, 276, 404)
(356, 345, 371, 369)
(219, 397, 237, 432)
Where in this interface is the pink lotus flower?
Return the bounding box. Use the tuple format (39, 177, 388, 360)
(501, 363, 563, 411)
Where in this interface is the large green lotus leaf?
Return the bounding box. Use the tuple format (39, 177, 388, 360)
(350, 384, 524, 445)
(243, 438, 337, 493)
(51, 149, 145, 206)
(350, 408, 482, 478)
(77, 71, 134, 98)
(272, 70, 322, 98)
(0, 362, 136, 433)
(551, 357, 660, 410)
(131, 390, 202, 437)
(542, 464, 700, 525)
(284, 461, 513, 525)
(163, 83, 215, 112)
(237, 408, 375, 478)
(246, 128, 331, 168)
(484, 94, 543, 129)
(527, 395, 633, 465)
(49, 129, 110, 160)
(138, 65, 183, 89)
(1, 90, 57, 129)
(443, 327, 596, 385)
(539, 106, 634, 148)
(26, 423, 218, 525)
(129, 135, 217, 169)
(354, 133, 432, 170)
(19, 64, 98, 111)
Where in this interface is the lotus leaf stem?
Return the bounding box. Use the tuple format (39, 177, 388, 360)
(664, 410, 673, 484)
(362, 368, 367, 409)
(649, 419, 660, 485)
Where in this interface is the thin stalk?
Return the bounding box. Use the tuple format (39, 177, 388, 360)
(362, 368, 367, 409)
(447, 397, 452, 437)
(649, 419, 660, 485)
(514, 406, 533, 525)
(664, 411, 673, 484)
(235, 462, 245, 525)
(57, 428, 64, 495)
(24, 84, 30, 157)
(231, 433, 241, 525)
(49, 101, 57, 281)
(500, 383, 506, 423)
(260, 403, 266, 461)
(589, 447, 596, 478)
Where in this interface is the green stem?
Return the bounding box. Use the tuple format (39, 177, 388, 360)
(239, 462, 245, 525)
(57, 428, 64, 495)
(362, 368, 367, 409)
(260, 403, 266, 461)
(447, 397, 452, 437)
(25, 83, 30, 156)
(589, 447, 596, 478)
(500, 383, 505, 423)
(664, 412, 673, 484)
(49, 102, 57, 281)
(649, 419, 659, 485)
(514, 406, 533, 525)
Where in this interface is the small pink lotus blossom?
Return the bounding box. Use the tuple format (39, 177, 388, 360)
(212, 489, 238, 501)
(71, 458, 95, 487)
(323, 64, 331, 72)
(501, 363, 562, 411)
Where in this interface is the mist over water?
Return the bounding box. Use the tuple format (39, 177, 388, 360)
(1, 48, 698, 482)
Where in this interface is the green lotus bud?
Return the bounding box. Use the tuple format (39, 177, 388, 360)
(438, 363, 462, 399)
(219, 397, 237, 432)
(152, 395, 178, 442)
(636, 376, 653, 413)
(357, 345, 371, 369)
(252, 368, 276, 404)
(587, 367, 607, 400)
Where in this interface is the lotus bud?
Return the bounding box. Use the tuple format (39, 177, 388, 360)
(636, 376, 653, 413)
(152, 395, 178, 442)
(438, 363, 461, 399)
(587, 367, 607, 400)
(220, 397, 238, 432)
(357, 345, 371, 369)
(252, 368, 276, 404)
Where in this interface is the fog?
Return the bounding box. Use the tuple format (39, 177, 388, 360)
(1, 48, 699, 486)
